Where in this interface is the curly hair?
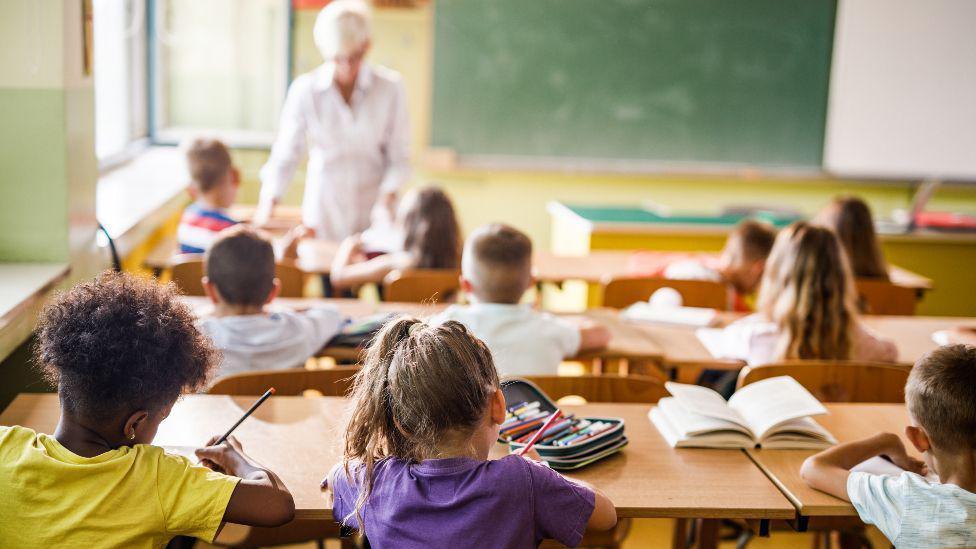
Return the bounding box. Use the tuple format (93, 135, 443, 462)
(34, 271, 220, 420)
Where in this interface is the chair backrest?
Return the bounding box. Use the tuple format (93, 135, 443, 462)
(601, 276, 729, 310)
(170, 255, 304, 298)
(208, 366, 362, 396)
(736, 360, 911, 403)
(383, 269, 460, 303)
(520, 375, 669, 404)
(855, 279, 917, 316)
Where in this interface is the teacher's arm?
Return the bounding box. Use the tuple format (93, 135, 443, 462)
(257, 79, 310, 226)
(377, 79, 412, 217)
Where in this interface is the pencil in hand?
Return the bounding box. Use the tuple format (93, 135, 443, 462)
(215, 387, 276, 445)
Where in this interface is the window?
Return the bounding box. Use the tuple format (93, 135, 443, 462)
(150, 0, 290, 147)
(93, 0, 149, 165)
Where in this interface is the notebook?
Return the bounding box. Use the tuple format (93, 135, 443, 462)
(649, 376, 837, 449)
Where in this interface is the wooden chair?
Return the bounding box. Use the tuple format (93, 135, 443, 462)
(207, 367, 361, 549)
(382, 269, 460, 303)
(736, 360, 912, 403)
(208, 366, 361, 397)
(520, 374, 669, 404)
(601, 276, 729, 310)
(169, 255, 305, 298)
(855, 279, 918, 316)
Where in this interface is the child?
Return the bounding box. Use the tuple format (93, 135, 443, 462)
(800, 344, 976, 547)
(198, 225, 344, 379)
(0, 272, 295, 547)
(177, 137, 241, 254)
(663, 219, 776, 311)
(813, 196, 889, 280)
(714, 222, 897, 367)
(431, 223, 611, 376)
(328, 318, 617, 547)
(329, 186, 462, 291)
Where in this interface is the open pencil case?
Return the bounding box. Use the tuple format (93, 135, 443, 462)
(499, 378, 627, 470)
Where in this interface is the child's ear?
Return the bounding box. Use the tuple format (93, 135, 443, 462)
(202, 277, 221, 304)
(905, 425, 931, 453)
(265, 279, 282, 305)
(490, 388, 506, 426)
(123, 410, 151, 443)
(459, 276, 473, 294)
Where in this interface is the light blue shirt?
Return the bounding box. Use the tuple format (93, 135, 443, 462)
(848, 471, 976, 547)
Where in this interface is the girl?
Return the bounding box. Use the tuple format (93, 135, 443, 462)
(715, 222, 897, 367)
(328, 318, 616, 547)
(814, 196, 889, 280)
(0, 272, 294, 547)
(329, 186, 462, 291)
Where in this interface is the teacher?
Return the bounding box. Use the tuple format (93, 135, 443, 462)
(256, 0, 410, 241)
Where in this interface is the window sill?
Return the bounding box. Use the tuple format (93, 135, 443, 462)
(96, 146, 191, 259)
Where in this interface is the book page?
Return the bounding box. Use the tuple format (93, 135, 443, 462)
(665, 381, 746, 426)
(658, 397, 753, 438)
(728, 376, 827, 439)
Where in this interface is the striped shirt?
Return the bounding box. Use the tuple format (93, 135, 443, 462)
(177, 203, 238, 254)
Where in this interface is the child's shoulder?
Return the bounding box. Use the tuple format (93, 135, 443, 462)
(0, 425, 36, 452)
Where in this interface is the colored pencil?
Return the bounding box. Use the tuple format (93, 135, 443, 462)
(215, 388, 275, 445)
(517, 410, 563, 456)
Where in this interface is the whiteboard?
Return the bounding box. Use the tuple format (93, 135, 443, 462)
(824, 0, 976, 180)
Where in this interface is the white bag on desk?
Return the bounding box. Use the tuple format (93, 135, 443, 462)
(622, 288, 717, 327)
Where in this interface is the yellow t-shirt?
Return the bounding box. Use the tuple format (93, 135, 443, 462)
(0, 425, 240, 548)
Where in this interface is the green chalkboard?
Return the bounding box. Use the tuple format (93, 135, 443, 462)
(431, 0, 836, 169)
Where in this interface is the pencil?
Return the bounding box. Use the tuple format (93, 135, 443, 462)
(517, 409, 563, 457)
(215, 388, 276, 445)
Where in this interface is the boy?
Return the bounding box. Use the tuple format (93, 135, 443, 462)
(800, 344, 976, 547)
(431, 223, 610, 376)
(0, 272, 294, 546)
(177, 137, 240, 254)
(663, 219, 776, 311)
(198, 225, 344, 379)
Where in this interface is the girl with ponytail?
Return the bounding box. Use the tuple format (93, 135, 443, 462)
(327, 317, 615, 547)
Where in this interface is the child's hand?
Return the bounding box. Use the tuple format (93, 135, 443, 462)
(195, 436, 250, 477)
(876, 432, 928, 476)
(514, 447, 543, 461)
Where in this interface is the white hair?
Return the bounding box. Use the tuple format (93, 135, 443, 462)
(314, 0, 372, 59)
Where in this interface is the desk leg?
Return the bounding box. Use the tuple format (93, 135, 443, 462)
(695, 519, 720, 549)
(795, 515, 809, 532)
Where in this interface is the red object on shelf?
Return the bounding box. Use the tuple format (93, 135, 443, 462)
(293, 0, 331, 9)
(914, 211, 976, 231)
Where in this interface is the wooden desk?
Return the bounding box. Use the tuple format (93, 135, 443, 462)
(0, 394, 795, 524)
(745, 404, 910, 529)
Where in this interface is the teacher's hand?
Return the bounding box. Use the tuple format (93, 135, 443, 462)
(253, 197, 279, 228)
(380, 191, 398, 221)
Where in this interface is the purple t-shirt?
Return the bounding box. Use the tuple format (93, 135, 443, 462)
(331, 454, 595, 548)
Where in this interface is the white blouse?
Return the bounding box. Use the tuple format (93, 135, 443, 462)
(260, 63, 411, 241)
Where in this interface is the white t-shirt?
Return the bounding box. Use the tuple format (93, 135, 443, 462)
(197, 307, 344, 380)
(848, 471, 976, 547)
(430, 303, 581, 377)
(712, 313, 898, 366)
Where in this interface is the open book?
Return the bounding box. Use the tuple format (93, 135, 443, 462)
(650, 376, 837, 449)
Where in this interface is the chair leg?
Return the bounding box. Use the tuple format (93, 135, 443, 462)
(672, 518, 689, 549)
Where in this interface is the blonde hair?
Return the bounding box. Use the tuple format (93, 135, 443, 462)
(462, 223, 533, 304)
(757, 222, 859, 361)
(314, 0, 371, 59)
(906, 344, 976, 451)
(814, 196, 889, 280)
(341, 317, 499, 532)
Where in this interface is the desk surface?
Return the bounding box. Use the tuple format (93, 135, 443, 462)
(0, 394, 795, 521)
(746, 404, 910, 517)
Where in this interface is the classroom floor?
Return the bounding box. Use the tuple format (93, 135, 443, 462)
(196, 518, 889, 548)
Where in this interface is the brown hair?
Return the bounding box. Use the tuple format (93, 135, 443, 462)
(462, 223, 533, 304)
(906, 344, 976, 451)
(35, 271, 218, 420)
(724, 219, 776, 265)
(186, 137, 232, 193)
(205, 225, 276, 306)
(757, 222, 859, 361)
(814, 196, 888, 280)
(341, 317, 499, 531)
(400, 186, 462, 269)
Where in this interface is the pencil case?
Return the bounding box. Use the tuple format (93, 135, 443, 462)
(499, 378, 627, 470)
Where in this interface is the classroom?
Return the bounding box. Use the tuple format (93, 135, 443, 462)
(2, 0, 976, 547)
